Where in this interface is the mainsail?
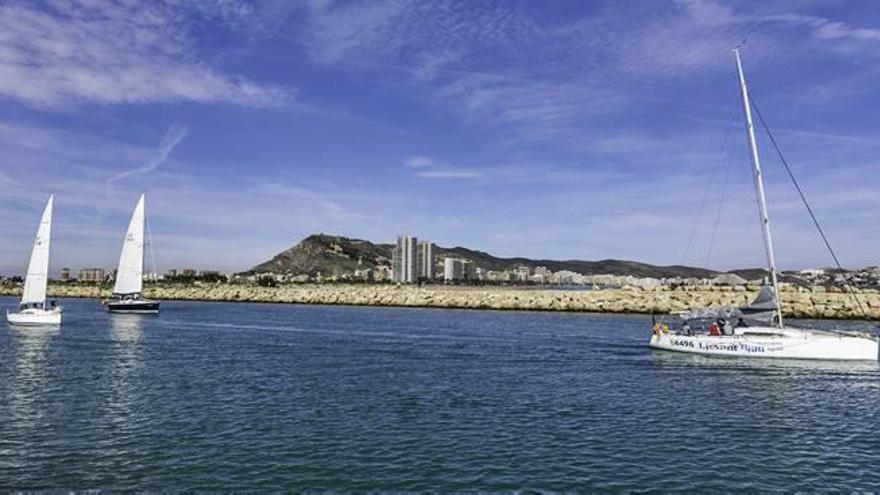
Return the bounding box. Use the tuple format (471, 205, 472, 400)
(113, 194, 145, 296)
(21, 195, 53, 306)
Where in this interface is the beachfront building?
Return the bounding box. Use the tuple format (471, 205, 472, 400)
(513, 265, 531, 282)
(417, 240, 434, 281)
(78, 268, 106, 283)
(444, 258, 464, 282)
(464, 260, 476, 281)
(444, 258, 475, 282)
(392, 235, 418, 283)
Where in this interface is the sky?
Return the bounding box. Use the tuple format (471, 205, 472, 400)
(1, 0, 879, 275)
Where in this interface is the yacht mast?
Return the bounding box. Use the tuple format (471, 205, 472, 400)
(734, 48, 783, 328)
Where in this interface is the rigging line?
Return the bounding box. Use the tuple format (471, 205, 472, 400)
(705, 134, 736, 268)
(680, 142, 722, 264)
(748, 94, 868, 318)
(680, 106, 739, 265)
(145, 212, 158, 285)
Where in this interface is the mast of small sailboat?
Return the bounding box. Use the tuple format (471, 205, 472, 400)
(734, 48, 784, 328)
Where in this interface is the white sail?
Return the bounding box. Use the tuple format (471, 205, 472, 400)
(21, 195, 53, 306)
(113, 193, 145, 296)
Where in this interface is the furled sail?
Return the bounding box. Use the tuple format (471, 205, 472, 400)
(21, 195, 53, 305)
(112, 194, 145, 296)
(678, 285, 779, 326)
(738, 285, 779, 325)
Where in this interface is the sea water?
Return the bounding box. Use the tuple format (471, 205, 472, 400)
(1, 296, 878, 491)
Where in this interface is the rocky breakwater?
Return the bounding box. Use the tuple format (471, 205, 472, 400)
(1, 284, 878, 320)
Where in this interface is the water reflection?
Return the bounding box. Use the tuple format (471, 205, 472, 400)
(110, 314, 145, 344)
(649, 349, 880, 421)
(104, 315, 146, 433)
(649, 348, 880, 375)
(5, 325, 60, 433)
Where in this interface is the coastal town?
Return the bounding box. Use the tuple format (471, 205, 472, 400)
(2, 232, 879, 321)
(2, 232, 879, 291)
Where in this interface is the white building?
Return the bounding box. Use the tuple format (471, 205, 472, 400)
(417, 241, 434, 281)
(464, 260, 476, 281)
(444, 258, 465, 282)
(513, 265, 531, 282)
(392, 235, 418, 283)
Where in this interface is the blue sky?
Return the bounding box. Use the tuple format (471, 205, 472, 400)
(1, 0, 879, 275)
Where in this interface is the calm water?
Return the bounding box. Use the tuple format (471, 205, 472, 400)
(1, 296, 879, 491)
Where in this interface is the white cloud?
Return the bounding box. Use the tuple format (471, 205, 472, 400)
(416, 169, 483, 179)
(767, 13, 880, 43)
(0, 1, 291, 108)
(107, 124, 190, 185)
(435, 74, 627, 144)
(403, 154, 482, 180)
(404, 155, 434, 168)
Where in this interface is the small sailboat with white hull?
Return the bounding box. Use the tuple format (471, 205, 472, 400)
(649, 49, 878, 361)
(103, 193, 160, 314)
(7, 195, 62, 326)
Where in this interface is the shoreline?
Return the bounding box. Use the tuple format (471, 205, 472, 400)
(1, 283, 878, 320)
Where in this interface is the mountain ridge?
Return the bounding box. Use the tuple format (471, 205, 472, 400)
(249, 233, 735, 280)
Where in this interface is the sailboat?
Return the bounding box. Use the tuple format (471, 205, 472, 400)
(102, 193, 160, 314)
(648, 49, 878, 361)
(7, 195, 62, 326)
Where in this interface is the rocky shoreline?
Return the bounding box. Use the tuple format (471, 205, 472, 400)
(1, 283, 878, 320)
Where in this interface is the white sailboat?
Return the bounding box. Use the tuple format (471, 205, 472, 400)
(649, 49, 878, 361)
(102, 193, 160, 314)
(7, 195, 62, 326)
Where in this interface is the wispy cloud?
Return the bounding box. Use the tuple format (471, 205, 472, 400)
(435, 74, 627, 145)
(404, 155, 434, 168)
(767, 13, 880, 43)
(403, 155, 483, 179)
(416, 169, 483, 179)
(0, 1, 291, 108)
(107, 124, 190, 185)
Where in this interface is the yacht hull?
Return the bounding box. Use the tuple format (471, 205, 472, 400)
(103, 299, 160, 314)
(6, 308, 62, 326)
(649, 327, 878, 361)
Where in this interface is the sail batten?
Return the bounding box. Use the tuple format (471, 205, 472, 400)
(112, 194, 145, 296)
(21, 195, 53, 305)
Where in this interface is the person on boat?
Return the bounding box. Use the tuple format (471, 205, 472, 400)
(736, 317, 748, 328)
(709, 321, 721, 336)
(653, 322, 662, 336)
(681, 321, 691, 335)
(722, 319, 733, 335)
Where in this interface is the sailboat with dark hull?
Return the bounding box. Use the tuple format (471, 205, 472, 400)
(103, 193, 160, 314)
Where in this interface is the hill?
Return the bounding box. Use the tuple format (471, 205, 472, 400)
(249, 234, 721, 279)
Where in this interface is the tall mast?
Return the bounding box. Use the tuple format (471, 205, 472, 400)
(734, 48, 783, 328)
